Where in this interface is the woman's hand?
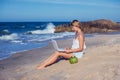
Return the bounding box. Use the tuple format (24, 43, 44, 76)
(66, 47, 70, 50)
(65, 50, 70, 53)
(65, 49, 73, 53)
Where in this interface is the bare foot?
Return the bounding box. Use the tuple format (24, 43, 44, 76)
(36, 65, 45, 70)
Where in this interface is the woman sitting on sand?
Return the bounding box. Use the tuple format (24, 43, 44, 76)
(36, 20, 86, 69)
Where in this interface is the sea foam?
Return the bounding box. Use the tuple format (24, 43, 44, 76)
(0, 33, 19, 40)
(0, 29, 11, 35)
(26, 23, 55, 34)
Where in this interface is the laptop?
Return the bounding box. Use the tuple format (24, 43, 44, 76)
(51, 39, 66, 52)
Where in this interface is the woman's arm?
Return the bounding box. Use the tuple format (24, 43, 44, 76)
(65, 31, 84, 53)
(74, 31, 84, 52)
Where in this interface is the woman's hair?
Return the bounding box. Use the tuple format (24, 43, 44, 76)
(71, 20, 82, 29)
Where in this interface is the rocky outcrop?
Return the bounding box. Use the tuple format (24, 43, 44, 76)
(54, 24, 72, 33)
(55, 19, 120, 33)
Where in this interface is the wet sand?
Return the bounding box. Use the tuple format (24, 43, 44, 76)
(0, 33, 120, 80)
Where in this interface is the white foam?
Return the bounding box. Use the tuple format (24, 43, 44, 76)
(28, 38, 50, 42)
(0, 33, 19, 41)
(11, 40, 22, 43)
(51, 35, 64, 39)
(62, 32, 75, 36)
(1, 29, 11, 35)
(52, 32, 75, 39)
(26, 23, 55, 34)
(27, 32, 75, 42)
(2, 29, 10, 33)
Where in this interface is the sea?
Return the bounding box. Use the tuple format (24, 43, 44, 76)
(1, 22, 120, 60)
(0, 22, 76, 60)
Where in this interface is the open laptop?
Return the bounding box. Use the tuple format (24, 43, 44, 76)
(51, 39, 66, 52)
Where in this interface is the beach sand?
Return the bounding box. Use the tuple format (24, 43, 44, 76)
(0, 33, 120, 80)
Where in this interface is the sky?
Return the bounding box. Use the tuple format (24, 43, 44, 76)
(0, 0, 120, 22)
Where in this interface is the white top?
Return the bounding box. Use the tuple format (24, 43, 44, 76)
(72, 39, 86, 58)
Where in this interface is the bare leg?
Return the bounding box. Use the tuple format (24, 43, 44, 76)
(36, 51, 73, 70)
(36, 51, 59, 69)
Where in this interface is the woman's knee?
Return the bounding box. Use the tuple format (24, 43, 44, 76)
(53, 51, 59, 55)
(55, 51, 59, 53)
(60, 53, 73, 59)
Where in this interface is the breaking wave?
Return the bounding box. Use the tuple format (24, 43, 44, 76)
(0, 33, 19, 41)
(26, 23, 55, 34)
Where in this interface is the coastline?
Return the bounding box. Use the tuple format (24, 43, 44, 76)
(0, 33, 120, 80)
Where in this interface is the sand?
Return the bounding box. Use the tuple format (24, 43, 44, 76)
(0, 33, 120, 80)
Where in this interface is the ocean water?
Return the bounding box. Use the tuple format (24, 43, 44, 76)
(0, 22, 75, 60)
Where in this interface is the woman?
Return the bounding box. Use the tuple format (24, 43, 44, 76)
(36, 20, 86, 69)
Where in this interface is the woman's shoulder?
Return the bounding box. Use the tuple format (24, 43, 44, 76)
(77, 31, 84, 37)
(77, 31, 84, 41)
